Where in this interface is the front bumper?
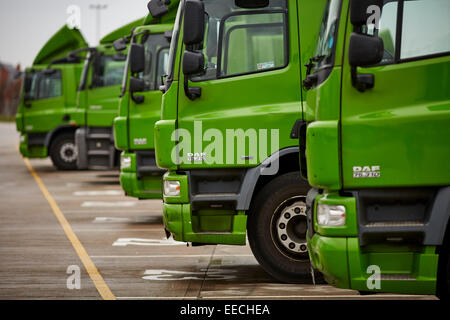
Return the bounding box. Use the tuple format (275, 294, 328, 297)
(120, 152, 163, 199)
(19, 133, 48, 159)
(307, 191, 438, 295)
(162, 172, 247, 245)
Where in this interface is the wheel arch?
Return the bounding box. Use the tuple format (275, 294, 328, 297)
(45, 125, 78, 150)
(425, 186, 450, 246)
(237, 147, 308, 212)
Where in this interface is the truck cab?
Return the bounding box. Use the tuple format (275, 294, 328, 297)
(305, 0, 450, 297)
(16, 25, 88, 170)
(114, 1, 179, 199)
(75, 18, 144, 170)
(154, 0, 326, 283)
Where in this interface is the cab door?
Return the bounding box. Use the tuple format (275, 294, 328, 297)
(22, 68, 65, 133)
(128, 32, 171, 151)
(176, 0, 302, 169)
(340, 0, 450, 189)
(86, 53, 126, 127)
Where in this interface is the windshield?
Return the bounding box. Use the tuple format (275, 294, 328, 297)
(313, 0, 341, 71)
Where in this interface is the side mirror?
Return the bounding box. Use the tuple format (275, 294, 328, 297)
(113, 38, 127, 52)
(148, 0, 170, 18)
(129, 76, 146, 104)
(349, 33, 384, 67)
(129, 43, 145, 74)
(129, 76, 145, 93)
(183, 51, 205, 76)
(235, 0, 269, 9)
(182, 51, 204, 100)
(183, 0, 205, 46)
(350, 0, 383, 26)
(349, 33, 384, 92)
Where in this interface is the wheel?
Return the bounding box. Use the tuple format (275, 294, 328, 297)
(49, 132, 78, 171)
(248, 172, 314, 283)
(437, 239, 449, 300)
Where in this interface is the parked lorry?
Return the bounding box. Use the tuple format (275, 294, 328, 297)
(16, 19, 143, 170)
(152, 0, 326, 282)
(75, 18, 144, 170)
(16, 25, 87, 167)
(114, 0, 179, 199)
(304, 0, 450, 298)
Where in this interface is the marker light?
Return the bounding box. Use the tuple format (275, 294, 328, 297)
(164, 180, 181, 197)
(317, 204, 346, 227)
(121, 156, 132, 169)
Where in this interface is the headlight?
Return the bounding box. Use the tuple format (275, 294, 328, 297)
(121, 156, 132, 169)
(164, 180, 180, 197)
(317, 204, 346, 227)
(20, 135, 25, 143)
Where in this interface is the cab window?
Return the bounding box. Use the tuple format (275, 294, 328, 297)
(36, 70, 62, 100)
(92, 54, 126, 88)
(141, 33, 171, 91)
(368, 0, 449, 64)
(192, 0, 288, 81)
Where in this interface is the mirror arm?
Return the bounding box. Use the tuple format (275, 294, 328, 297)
(184, 77, 202, 100)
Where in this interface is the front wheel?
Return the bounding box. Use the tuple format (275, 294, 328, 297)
(248, 172, 313, 283)
(49, 133, 78, 171)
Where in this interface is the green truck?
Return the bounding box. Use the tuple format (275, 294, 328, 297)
(114, 1, 179, 199)
(75, 19, 144, 170)
(153, 0, 326, 283)
(305, 0, 450, 298)
(16, 25, 87, 168)
(17, 20, 142, 170)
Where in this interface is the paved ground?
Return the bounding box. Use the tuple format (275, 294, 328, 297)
(0, 122, 437, 300)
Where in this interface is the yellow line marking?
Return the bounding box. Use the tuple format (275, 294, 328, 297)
(22, 157, 116, 300)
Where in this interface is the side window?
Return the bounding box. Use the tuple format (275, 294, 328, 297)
(156, 48, 170, 88)
(36, 70, 62, 100)
(372, 0, 449, 64)
(220, 13, 287, 77)
(378, 1, 398, 63)
(401, 0, 450, 59)
(92, 55, 126, 88)
(192, 0, 288, 81)
(141, 33, 171, 91)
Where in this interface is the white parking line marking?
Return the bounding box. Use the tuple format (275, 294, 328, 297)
(94, 217, 132, 223)
(93, 216, 161, 224)
(143, 269, 238, 281)
(112, 238, 186, 247)
(82, 201, 136, 208)
(74, 190, 123, 196)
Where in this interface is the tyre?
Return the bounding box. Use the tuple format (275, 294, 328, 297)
(49, 132, 78, 171)
(248, 172, 314, 283)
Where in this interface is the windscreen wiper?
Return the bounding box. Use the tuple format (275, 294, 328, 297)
(303, 55, 325, 90)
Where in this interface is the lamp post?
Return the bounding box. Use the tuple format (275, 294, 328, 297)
(89, 4, 108, 45)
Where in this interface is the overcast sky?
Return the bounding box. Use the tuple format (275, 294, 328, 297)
(0, 0, 148, 68)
